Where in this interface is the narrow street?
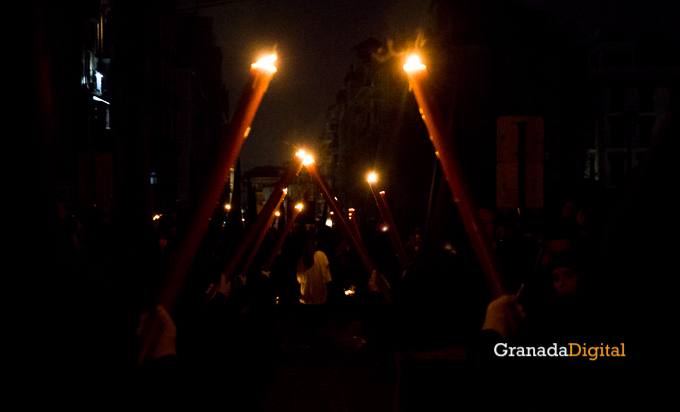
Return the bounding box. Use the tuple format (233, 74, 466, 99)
(264, 307, 397, 412)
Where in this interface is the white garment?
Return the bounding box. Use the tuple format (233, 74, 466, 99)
(296, 250, 332, 305)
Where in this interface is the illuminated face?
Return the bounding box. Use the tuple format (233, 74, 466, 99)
(551, 267, 579, 299)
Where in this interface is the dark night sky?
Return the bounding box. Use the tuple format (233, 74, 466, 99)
(196, 0, 431, 172)
(195, 0, 679, 172)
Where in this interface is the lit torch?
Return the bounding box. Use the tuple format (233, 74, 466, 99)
(140, 54, 278, 364)
(404, 53, 505, 298)
(206, 155, 304, 301)
(262, 202, 304, 272)
(347, 208, 363, 247)
(300, 152, 391, 303)
(367, 172, 409, 272)
(235, 189, 287, 280)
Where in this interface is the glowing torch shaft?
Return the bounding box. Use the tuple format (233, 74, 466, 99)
(262, 206, 302, 272)
(348, 213, 363, 247)
(306, 163, 391, 304)
(406, 69, 505, 298)
(370, 187, 409, 272)
(207, 160, 303, 301)
(237, 192, 286, 279)
(156, 65, 276, 312)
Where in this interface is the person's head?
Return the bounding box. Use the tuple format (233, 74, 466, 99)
(479, 208, 499, 241)
(551, 266, 579, 299)
(546, 249, 590, 300)
(538, 222, 582, 270)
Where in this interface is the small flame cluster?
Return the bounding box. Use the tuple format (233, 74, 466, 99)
(344, 285, 356, 296)
(295, 149, 315, 166)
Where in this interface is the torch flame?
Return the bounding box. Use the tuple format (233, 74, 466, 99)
(295, 203, 304, 212)
(367, 172, 378, 183)
(295, 149, 315, 166)
(275, 211, 280, 217)
(403, 54, 426, 73)
(283, 188, 288, 194)
(252, 54, 278, 74)
(225, 204, 232, 210)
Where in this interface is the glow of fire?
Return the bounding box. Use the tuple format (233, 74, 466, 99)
(379, 191, 385, 196)
(225, 204, 231, 210)
(326, 218, 333, 227)
(403, 54, 426, 73)
(348, 208, 355, 212)
(153, 214, 162, 221)
(296, 149, 315, 166)
(275, 211, 280, 217)
(283, 188, 288, 194)
(295, 203, 304, 212)
(367, 172, 378, 183)
(251, 54, 277, 74)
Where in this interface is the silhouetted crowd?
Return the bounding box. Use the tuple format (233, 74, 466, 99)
(34, 108, 676, 409)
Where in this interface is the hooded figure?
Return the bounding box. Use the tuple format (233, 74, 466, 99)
(296, 234, 332, 305)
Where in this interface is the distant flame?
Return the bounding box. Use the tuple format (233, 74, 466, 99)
(295, 203, 304, 212)
(275, 211, 280, 217)
(283, 188, 288, 194)
(295, 149, 315, 166)
(225, 204, 231, 210)
(153, 214, 162, 221)
(367, 172, 378, 183)
(252, 54, 277, 74)
(403, 55, 426, 73)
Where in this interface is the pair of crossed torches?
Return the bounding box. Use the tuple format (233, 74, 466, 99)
(139, 52, 506, 362)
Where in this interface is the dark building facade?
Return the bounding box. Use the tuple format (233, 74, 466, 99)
(43, 0, 228, 224)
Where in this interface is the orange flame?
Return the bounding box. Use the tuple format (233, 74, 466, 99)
(403, 54, 426, 73)
(252, 54, 277, 74)
(367, 172, 378, 183)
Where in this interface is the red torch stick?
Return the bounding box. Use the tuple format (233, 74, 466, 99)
(403, 55, 505, 298)
(299, 153, 391, 304)
(379, 191, 410, 271)
(236, 190, 287, 279)
(138, 55, 278, 363)
(367, 173, 410, 272)
(205, 158, 304, 301)
(155, 54, 278, 312)
(347, 208, 363, 247)
(262, 203, 304, 272)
